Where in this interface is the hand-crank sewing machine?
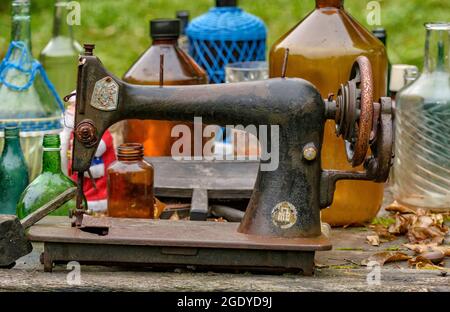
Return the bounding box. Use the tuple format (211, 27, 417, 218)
(27, 45, 394, 275)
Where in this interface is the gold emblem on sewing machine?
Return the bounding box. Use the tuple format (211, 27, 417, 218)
(90, 76, 119, 111)
(271, 202, 297, 229)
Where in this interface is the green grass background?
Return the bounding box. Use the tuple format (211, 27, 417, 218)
(0, 0, 449, 77)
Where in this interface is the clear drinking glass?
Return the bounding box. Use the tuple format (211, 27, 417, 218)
(225, 61, 268, 83)
(221, 61, 268, 157)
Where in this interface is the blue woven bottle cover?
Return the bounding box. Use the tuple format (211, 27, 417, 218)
(187, 6, 267, 84)
(0, 41, 64, 133)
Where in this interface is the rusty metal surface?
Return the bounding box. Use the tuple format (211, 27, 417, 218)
(335, 56, 374, 167)
(28, 217, 332, 252)
(350, 56, 374, 166)
(40, 242, 316, 275)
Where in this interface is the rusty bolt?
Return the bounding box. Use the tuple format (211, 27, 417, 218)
(303, 144, 318, 161)
(75, 120, 98, 147)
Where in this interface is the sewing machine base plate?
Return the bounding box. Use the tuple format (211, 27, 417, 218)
(28, 217, 331, 276)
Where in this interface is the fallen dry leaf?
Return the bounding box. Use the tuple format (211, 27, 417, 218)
(366, 235, 380, 246)
(404, 243, 450, 257)
(419, 251, 446, 264)
(385, 201, 417, 214)
(207, 217, 228, 223)
(370, 224, 397, 241)
(361, 251, 411, 266)
(408, 256, 434, 268)
(383, 202, 449, 245)
(388, 214, 417, 235)
(407, 226, 447, 244)
(169, 211, 180, 221)
(154, 197, 166, 219)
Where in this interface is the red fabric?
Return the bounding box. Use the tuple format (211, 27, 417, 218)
(68, 130, 116, 202)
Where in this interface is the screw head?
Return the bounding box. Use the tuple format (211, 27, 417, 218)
(303, 145, 318, 161)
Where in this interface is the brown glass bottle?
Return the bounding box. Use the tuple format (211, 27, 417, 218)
(107, 144, 154, 218)
(270, 0, 388, 226)
(123, 19, 208, 157)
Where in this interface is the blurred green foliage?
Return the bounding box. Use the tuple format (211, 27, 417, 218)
(0, 0, 449, 77)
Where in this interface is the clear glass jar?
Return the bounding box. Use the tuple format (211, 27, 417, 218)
(393, 23, 450, 211)
(107, 143, 155, 218)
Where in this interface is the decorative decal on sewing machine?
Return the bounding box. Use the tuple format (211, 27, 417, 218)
(90, 76, 119, 111)
(271, 202, 297, 229)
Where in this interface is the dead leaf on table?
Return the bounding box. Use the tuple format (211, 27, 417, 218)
(404, 243, 450, 257)
(361, 251, 411, 266)
(385, 201, 417, 214)
(408, 252, 446, 268)
(169, 211, 180, 221)
(370, 224, 397, 241)
(366, 235, 380, 246)
(388, 214, 417, 235)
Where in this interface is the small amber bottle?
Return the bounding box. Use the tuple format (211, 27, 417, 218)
(107, 143, 155, 219)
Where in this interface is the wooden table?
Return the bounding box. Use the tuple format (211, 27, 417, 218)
(0, 224, 448, 292)
(0, 158, 448, 291)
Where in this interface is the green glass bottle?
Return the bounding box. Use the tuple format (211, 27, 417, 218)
(40, 0, 82, 100)
(17, 134, 81, 218)
(0, 126, 29, 215)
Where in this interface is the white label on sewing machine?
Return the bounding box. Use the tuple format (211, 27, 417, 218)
(271, 202, 297, 229)
(90, 76, 119, 111)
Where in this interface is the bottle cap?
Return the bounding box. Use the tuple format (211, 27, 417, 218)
(390, 64, 419, 92)
(176, 11, 190, 35)
(150, 19, 180, 39)
(117, 143, 144, 161)
(216, 0, 237, 7)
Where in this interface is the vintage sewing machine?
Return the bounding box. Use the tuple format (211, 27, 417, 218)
(29, 45, 393, 275)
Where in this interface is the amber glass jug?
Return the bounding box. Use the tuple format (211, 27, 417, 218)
(123, 19, 208, 157)
(270, 0, 388, 226)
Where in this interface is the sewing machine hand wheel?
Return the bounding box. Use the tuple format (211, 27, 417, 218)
(335, 56, 374, 167)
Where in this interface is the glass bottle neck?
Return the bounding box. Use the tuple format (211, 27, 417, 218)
(52, 1, 74, 39)
(316, 0, 344, 8)
(2, 135, 21, 156)
(424, 24, 450, 73)
(11, 0, 32, 52)
(42, 148, 62, 174)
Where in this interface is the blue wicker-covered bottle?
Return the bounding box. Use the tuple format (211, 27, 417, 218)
(187, 0, 267, 84)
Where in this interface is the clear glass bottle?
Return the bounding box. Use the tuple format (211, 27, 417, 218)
(16, 134, 81, 218)
(107, 143, 155, 219)
(393, 23, 450, 211)
(40, 0, 83, 101)
(269, 0, 388, 226)
(0, 126, 29, 215)
(123, 19, 207, 157)
(0, 0, 64, 181)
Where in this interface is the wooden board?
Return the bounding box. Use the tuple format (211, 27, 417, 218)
(1, 226, 448, 292)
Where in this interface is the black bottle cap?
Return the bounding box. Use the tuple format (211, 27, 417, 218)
(372, 28, 387, 45)
(176, 10, 190, 35)
(216, 0, 237, 7)
(150, 19, 180, 39)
